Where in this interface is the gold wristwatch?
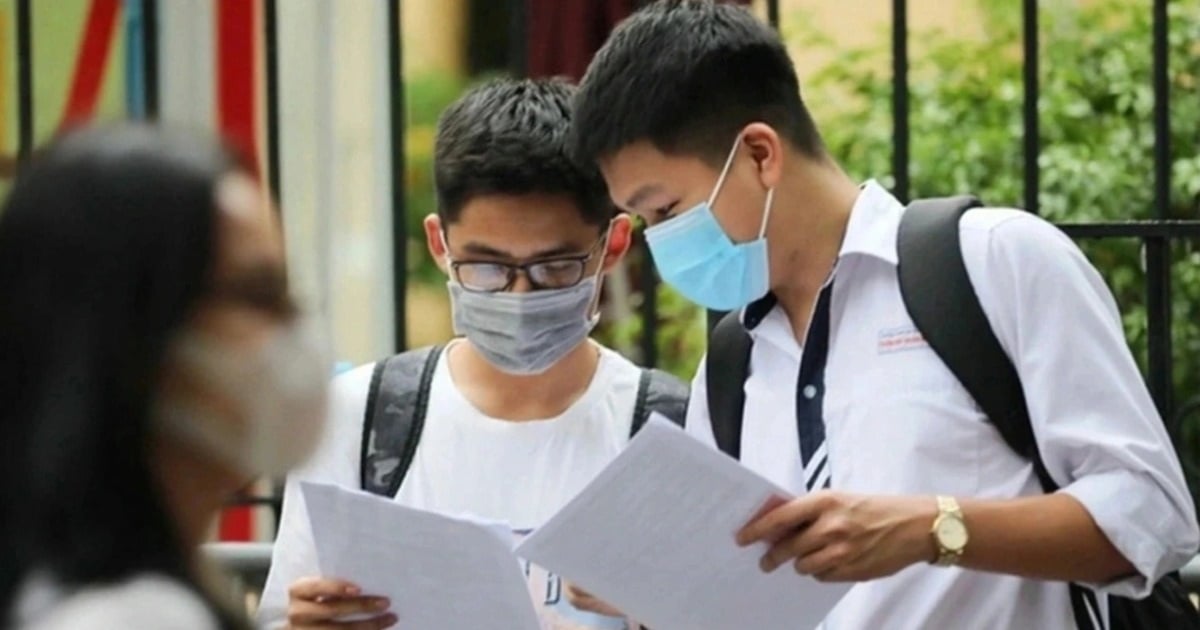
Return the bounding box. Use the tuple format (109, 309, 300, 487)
(930, 495, 968, 567)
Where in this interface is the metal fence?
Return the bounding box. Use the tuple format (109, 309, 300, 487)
(14, 0, 1197, 421)
(786, 0, 1200, 432)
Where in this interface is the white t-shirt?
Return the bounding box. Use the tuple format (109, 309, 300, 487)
(258, 341, 648, 629)
(13, 572, 219, 630)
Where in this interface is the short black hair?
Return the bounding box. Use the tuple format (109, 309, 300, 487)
(434, 77, 611, 226)
(571, 0, 825, 167)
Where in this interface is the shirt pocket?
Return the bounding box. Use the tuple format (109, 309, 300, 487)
(833, 344, 986, 497)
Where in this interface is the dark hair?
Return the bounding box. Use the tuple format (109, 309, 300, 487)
(0, 125, 244, 628)
(571, 0, 825, 167)
(434, 77, 612, 226)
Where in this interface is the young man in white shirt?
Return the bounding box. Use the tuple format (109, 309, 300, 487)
(256, 78, 686, 630)
(568, 1, 1199, 628)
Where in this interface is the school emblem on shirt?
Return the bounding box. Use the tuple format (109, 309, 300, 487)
(877, 325, 929, 354)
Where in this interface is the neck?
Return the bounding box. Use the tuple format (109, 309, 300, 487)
(449, 339, 601, 421)
(767, 159, 860, 335)
(151, 441, 239, 569)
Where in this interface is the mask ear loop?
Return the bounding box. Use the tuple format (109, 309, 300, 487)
(758, 187, 776, 240)
(439, 229, 456, 264)
(441, 229, 470, 294)
(585, 222, 616, 325)
(708, 134, 745, 207)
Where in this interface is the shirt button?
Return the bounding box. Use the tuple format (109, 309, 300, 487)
(803, 385, 818, 399)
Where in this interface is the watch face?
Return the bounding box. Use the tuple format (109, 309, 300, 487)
(936, 516, 969, 551)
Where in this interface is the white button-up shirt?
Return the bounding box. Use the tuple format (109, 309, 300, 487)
(685, 181, 1199, 630)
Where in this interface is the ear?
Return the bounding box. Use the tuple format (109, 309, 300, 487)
(423, 214, 450, 274)
(600, 214, 634, 273)
(740, 122, 785, 192)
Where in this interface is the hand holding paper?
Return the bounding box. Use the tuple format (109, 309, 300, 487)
(515, 416, 852, 630)
(300, 482, 541, 630)
(738, 489, 940, 581)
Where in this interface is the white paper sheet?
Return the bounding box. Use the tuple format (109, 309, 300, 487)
(515, 416, 852, 630)
(300, 482, 541, 630)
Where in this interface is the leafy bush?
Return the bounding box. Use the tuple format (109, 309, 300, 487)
(797, 0, 1200, 453)
(404, 72, 469, 285)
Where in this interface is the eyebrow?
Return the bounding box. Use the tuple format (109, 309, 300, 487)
(459, 241, 587, 261)
(623, 184, 664, 211)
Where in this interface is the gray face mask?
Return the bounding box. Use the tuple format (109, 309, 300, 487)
(448, 277, 602, 375)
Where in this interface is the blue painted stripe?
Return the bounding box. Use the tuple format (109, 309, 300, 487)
(124, 0, 146, 118)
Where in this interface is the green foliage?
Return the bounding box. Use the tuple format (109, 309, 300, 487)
(800, 0, 1200, 448)
(404, 73, 468, 285)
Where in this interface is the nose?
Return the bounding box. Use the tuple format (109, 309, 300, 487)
(509, 269, 535, 294)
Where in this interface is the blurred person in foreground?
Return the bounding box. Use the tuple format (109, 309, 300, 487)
(0, 125, 329, 629)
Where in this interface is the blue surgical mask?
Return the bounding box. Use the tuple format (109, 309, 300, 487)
(643, 136, 775, 311)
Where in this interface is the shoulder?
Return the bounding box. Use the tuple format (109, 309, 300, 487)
(324, 360, 377, 435)
(22, 574, 219, 630)
(595, 344, 644, 388)
(597, 345, 690, 425)
(595, 344, 690, 394)
(958, 207, 1095, 283)
(288, 360, 380, 482)
(332, 361, 378, 401)
(957, 207, 1118, 329)
(960, 207, 1079, 258)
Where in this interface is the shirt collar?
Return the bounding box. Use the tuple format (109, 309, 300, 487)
(741, 293, 778, 330)
(739, 180, 903, 333)
(837, 179, 904, 266)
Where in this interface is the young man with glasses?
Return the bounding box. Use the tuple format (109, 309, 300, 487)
(256, 78, 685, 630)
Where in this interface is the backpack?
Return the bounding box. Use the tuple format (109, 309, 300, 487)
(359, 344, 689, 498)
(704, 196, 1200, 630)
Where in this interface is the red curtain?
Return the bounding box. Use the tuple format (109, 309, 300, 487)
(525, 0, 752, 81)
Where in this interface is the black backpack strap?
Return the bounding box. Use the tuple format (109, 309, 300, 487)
(705, 310, 754, 459)
(359, 344, 445, 497)
(895, 196, 1059, 490)
(630, 368, 689, 436)
(898, 198, 1112, 630)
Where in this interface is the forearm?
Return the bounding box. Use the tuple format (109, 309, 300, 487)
(954, 493, 1133, 583)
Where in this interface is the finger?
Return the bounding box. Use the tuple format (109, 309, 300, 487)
(760, 526, 830, 573)
(340, 614, 399, 630)
(573, 595, 624, 617)
(287, 597, 391, 626)
(299, 614, 399, 630)
(289, 576, 363, 601)
(737, 493, 830, 546)
(795, 542, 850, 578)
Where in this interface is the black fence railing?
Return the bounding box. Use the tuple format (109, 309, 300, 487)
(388, 0, 408, 352)
(140, 0, 159, 119)
(263, 0, 281, 208)
(15, 0, 33, 167)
